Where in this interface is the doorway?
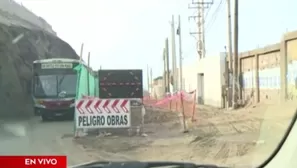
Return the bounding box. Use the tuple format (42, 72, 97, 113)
(197, 73, 204, 104)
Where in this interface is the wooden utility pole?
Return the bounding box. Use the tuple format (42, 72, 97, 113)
(177, 15, 183, 91)
(147, 64, 150, 94)
(165, 38, 170, 93)
(201, 0, 206, 58)
(80, 43, 84, 61)
(150, 68, 153, 94)
(233, 0, 239, 108)
(163, 48, 167, 95)
(197, 1, 203, 59)
(87, 52, 90, 95)
(177, 15, 188, 133)
(224, 47, 229, 109)
(197, 0, 203, 59)
(171, 15, 177, 92)
(227, 0, 233, 108)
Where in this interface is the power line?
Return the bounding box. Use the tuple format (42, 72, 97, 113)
(207, 0, 223, 26)
(205, 0, 225, 33)
(203, 2, 214, 24)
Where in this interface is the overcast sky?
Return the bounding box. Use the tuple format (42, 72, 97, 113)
(16, 0, 297, 89)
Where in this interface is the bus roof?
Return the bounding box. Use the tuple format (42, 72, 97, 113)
(33, 58, 81, 64)
(33, 58, 94, 71)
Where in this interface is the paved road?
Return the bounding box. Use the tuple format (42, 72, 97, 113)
(0, 117, 97, 166)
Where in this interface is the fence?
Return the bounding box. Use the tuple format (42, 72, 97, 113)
(72, 63, 196, 136)
(143, 90, 197, 130)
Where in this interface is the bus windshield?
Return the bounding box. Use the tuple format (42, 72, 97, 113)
(34, 74, 77, 98)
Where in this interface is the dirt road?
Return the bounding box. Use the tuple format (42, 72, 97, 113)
(74, 102, 296, 167)
(1, 102, 292, 167)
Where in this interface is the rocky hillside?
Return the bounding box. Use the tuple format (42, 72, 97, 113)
(0, 3, 78, 118)
(0, 0, 55, 34)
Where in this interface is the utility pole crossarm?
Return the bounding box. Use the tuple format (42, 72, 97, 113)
(188, 0, 213, 59)
(188, 4, 212, 9)
(188, 16, 200, 19)
(191, 0, 213, 4)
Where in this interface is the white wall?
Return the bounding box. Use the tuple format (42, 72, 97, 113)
(182, 52, 226, 107)
(182, 62, 198, 92)
(151, 83, 164, 99)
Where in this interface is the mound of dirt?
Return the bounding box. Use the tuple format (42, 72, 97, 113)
(144, 107, 178, 124)
(0, 25, 78, 118)
(75, 136, 153, 154)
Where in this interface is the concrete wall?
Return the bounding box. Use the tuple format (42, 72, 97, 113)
(235, 30, 297, 104)
(151, 30, 297, 107)
(149, 53, 226, 107)
(0, 0, 56, 35)
(239, 47, 281, 104)
(179, 29, 297, 107)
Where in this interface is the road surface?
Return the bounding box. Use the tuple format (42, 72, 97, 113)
(0, 117, 95, 166)
(0, 102, 293, 167)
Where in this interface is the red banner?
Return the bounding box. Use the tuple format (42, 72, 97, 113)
(0, 156, 67, 168)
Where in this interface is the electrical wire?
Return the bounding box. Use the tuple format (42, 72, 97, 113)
(203, 2, 213, 25)
(205, 0, 225, 33)
(205, 0, 224, 32)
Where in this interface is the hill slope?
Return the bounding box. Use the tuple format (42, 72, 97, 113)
(0, 2, 78, 118)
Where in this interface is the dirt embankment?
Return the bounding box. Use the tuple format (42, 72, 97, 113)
(0, 25, 78, 118)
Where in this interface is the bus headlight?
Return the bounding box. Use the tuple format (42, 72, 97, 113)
(34, 99, 46, 108)
(36, 100, 44, 104)
(70, 102, 75, 108)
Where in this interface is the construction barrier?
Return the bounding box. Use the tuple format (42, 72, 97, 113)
(143, 90, 197, 129)
(73, 62, 194, 135)
(74, 96, 145, 137)
(73, 63, 145, 137)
